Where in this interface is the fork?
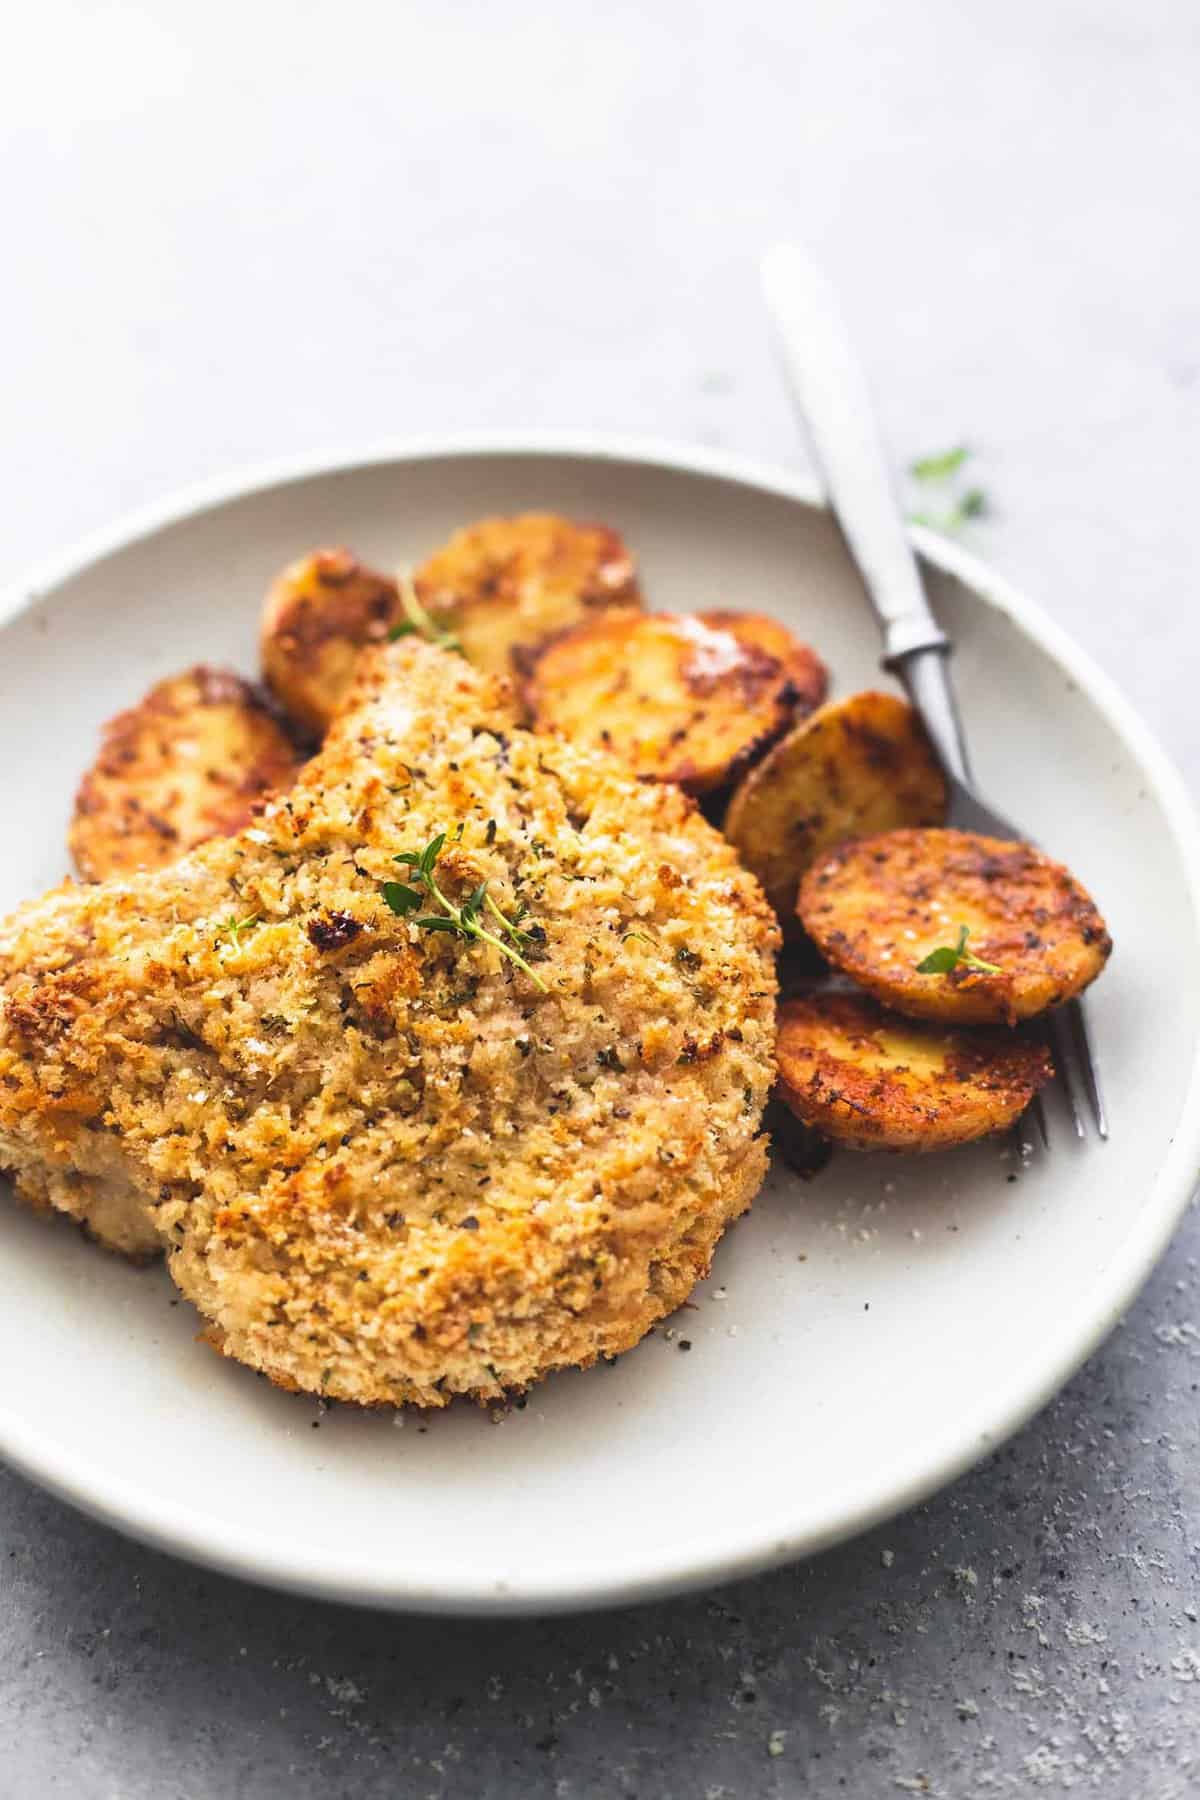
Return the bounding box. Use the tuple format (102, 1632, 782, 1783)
(760, 243, 1106, 1143)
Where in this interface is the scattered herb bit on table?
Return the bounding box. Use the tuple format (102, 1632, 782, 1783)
(908, 445, 990, 537)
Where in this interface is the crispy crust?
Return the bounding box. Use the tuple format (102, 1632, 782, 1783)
(1, 641, 779, 1409)
(261, 547, 402, 737)
(724, 691, 945, 934)
(68, 665, 303, 882)
(523, 610, 828, 794)
(797, 829, 1112, 1025)
(775, 989, 1053, 1151)
(415, 512, 643, 678)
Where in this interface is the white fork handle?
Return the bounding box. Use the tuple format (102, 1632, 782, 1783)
(760, 242, 971, 786)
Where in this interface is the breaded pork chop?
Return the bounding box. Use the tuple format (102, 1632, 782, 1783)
(0, 642, 778, 1408)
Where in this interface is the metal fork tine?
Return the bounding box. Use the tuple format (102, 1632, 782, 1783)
(1009, 1103, 1044, 1163)
(1047, 1010, 1086, 1139)
(1066, 999, 1107, 1139)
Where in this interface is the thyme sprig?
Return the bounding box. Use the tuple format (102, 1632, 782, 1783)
(910, 446, 969, 481)
(387, 572, 463, 655)
(214, 912, 260, 949)
(381, 832, 548, 991)
(916, 924, 1002, 977)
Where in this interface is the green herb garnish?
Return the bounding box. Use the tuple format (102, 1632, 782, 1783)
(910, 446, 970, 482)
(214, 913, 260, 949)
(916, 924, 1002, 977)
(908, 447, 989, 536)
(911, 491, 989, 534)
(381, 831, 548, 991)
(387, 572, 463, 656)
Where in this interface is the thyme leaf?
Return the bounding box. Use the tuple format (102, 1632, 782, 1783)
(380, 882, 422, 916)
(910, 445, 970, 482)
(214, 912, 260, 949)
(908, 447, 990, 536)
(916, 924, 1002, 977)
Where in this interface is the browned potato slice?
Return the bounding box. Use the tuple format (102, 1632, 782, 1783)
(725, 690, 946, 933)
(798, 828, 1112, 1025)
(775, 990, 1053, 1151)
(69, 666, 303, 881)
(261, 548, 400, 737)
(414, 513, 643, 677)
(523, 610, 828, 794)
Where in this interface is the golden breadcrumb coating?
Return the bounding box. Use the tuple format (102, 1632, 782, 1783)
(69, 665, 302, 881)
(0, 642, 778, 1408)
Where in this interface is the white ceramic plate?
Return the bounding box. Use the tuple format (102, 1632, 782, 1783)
(2, 436, 1199, 1615)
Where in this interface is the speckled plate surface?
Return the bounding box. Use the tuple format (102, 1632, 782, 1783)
(1, 435, 1198, 1615)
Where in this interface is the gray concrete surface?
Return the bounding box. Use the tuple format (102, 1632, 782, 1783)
(2, 2, 1198, 1793)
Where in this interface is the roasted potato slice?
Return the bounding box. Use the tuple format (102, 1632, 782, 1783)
(775, 989, 1053, 1151)
(261, 548, 400, 737)
(69, 666, 303, 881)
(523, 610, 828, 794)
(725, 690, 946, 933)
(798, 828, 1112, 1025)
(414, 513, 643, 677)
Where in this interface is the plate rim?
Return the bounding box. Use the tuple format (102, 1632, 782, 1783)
(3, 429, 1199, 1616)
